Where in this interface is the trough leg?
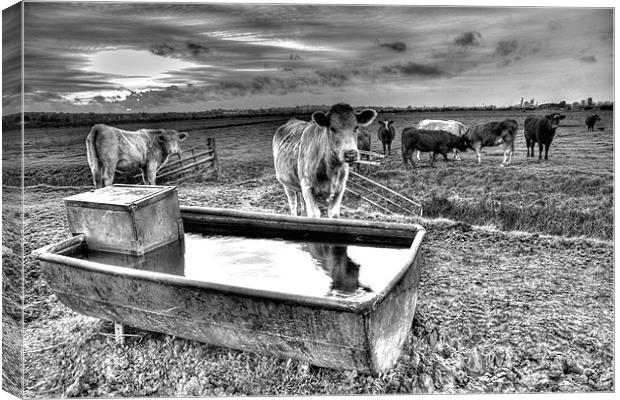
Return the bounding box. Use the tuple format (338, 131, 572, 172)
(114, 321, 125, 345)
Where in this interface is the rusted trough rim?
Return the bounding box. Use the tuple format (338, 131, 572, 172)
(34, 207, 426, 314)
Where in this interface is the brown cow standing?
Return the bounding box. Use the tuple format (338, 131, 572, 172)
(464, 119, 519, 165)
(86, 124, 188, 188)
(272, 103, 377, 218)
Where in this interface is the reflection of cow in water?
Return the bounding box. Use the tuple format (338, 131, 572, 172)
(273, 103, 377, 218)
(305, 242, 371, 295)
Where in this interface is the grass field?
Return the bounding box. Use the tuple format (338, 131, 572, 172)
(2, 109, 614, 396)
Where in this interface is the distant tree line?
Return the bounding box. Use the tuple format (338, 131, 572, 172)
(3, 102, 613, 130)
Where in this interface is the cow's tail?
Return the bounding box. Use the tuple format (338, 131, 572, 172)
(85, 125, 101, 188)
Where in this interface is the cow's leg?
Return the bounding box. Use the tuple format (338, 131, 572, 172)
(454, 149, 461, 161)
(92, 161, 103, 188)
(101, 160, 117, 187)
(473, 143, 482, 164)
(544, 144, 550, 160)
(301, 183, 320, 218)
(140, 168, 149, 185)
(145, 162, 158, 185)
(416, 150, 421, 162)
(501, 143, 511, 166)
(327, 188, 346, 219)
(388, 143, 391, 156)
(430, 152, 438, 167)
(283, 186, 298, 216)
(538, 142, 544, 160)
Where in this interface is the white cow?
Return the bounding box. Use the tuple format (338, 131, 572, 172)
(86, 124, 188, 188)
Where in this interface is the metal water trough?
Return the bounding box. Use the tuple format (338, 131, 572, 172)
(34, 205, 425, 373)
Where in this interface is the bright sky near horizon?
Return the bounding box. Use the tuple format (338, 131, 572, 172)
(2, 1, 614, 114)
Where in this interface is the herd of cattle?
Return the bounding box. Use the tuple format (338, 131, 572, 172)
(84, 103, 602, 219)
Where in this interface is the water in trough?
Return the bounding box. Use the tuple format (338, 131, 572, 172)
(73, 233, 412, 301)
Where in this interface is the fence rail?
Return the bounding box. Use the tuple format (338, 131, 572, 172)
(347, 170, 423, 216)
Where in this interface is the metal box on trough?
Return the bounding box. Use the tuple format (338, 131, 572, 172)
(63, 184, 183, 255)
(35, 206, 425, 374)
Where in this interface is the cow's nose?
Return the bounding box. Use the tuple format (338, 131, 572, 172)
(344, 150, 359, 163)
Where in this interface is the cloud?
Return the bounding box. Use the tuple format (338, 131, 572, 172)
(579, 56, 597, 63)
(186, 41, 209, 56)
(150, 43, 175, 56)
(495, 40, 519, 56)
(379, 41, 407, 52)
(150, 41, 209, 58)
(381, 62, 448, 78)
(454, 31, 482, 47)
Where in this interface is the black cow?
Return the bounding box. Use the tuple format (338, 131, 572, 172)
(586, 114, 601, 131)
(377, 120, 395, 155)
(524, 113, 566, 160)
(401, 128, 468, 167)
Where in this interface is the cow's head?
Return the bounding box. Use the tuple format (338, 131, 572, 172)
(545, 113, 566, 129)
(594, 114, 601, 121)
(499, 119, 519, 138)
(455, 136, 469, 152)
(312, 103, 377, 163)
(156, 130, 189, 154)
(378, 120, 394, 130)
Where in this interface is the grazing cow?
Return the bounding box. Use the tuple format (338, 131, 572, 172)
(306, 242, 369, 294)
(85, 124, 188, 188)
(377, 120, 395, 155)
(401, 128, 468, 167)
(273, 103, 377, 218)
(524, 114, 566, 160)
(585, 114, 601, 131)
(416, 119, 467, 161)
(464, 119, 519, 165)
(356, 129, 371, 172)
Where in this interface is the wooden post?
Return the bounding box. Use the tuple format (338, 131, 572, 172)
(210, 138, 221, 180)
(114, 321, 125, 345)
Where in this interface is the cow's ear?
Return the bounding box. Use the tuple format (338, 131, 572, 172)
(312, 111, 330, 128)
(155, 133, 167, 142)
(377, 119, 383, 124)
(356, 109, 378, 127)
(177, 132, 189, 141)
(388, 120, 394, 124)
(559, 115, 566, 120)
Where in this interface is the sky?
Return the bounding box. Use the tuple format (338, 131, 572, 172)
(2, 1, 615, 114)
